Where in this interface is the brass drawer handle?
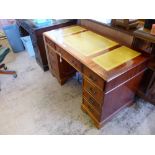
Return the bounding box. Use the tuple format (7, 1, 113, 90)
(87, 87, 96, 95)
(89, 75, 97, 82)
(89, 107, 94, 112)
(89, 98, 94, 104)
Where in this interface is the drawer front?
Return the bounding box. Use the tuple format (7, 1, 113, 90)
(47, 45, 58, 63)
(48, 51, 59, 75)
(82, 98, 101, 121)
(83, 90, 102, 113)
(47, 45, 60, 76)
(83, 66, 105, 90)
(45, 37, 56, 50)
(83, 79, 104, 103)
(56, 45, 63, 54)
(60, 47, 82, 72)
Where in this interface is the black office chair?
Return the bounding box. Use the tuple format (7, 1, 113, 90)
(0, 45, 17, 77)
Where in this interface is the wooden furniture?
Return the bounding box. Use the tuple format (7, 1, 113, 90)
(132, 28, 155, 104)
(44, 25, 148, 128)
(112, 19, 139, 30)
(16, 19, 77, 71)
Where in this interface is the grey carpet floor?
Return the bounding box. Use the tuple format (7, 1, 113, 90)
(0, 50, 155, 135)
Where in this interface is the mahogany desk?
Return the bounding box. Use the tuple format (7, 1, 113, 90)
(43, 25, 148, 128)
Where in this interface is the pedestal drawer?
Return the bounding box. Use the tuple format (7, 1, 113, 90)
(83, 90, 102, 113)
(47, 45, 57, 59)
(45, 37, 56, 50)
(83, 66, 105, 90)
(82, 98, 101, 121)
(83, 79, 104, 103)
(48, 50, 59, 76)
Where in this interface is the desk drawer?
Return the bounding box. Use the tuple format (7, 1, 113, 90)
(83, 79, 104, 104)
(45, 37, 56, 50)
(60, 48, 82, 72)
(82, 98, 101, 121)
(83, 90, 102, 113)
(47, 45, 57, 59)
(56, 45, 63, 54)
(48, 51, 58, 73)
(83, 66, 105, 90)
(47, 45, 59, 76)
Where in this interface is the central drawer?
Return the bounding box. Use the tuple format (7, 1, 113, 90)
(57, 46, 82, 72)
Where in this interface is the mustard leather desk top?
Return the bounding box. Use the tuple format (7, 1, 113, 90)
(93, 46, 141, 71)
(44, 25, 146, 81)
(63, 31, 118, 56)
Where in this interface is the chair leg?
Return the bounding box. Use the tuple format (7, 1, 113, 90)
(0, 64, 7, 70)
(0, 69, 17, 76)
(0, 64, 5, 69)
(0, 70, 17, 91)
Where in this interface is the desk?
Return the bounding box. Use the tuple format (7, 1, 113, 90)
(44, 25, 148, 128)
(16, 19, 77, 71)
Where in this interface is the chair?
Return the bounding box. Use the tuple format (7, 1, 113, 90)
(0, 45, 17, 78)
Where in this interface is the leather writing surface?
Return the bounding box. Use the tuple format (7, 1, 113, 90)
(63, 31, 118, 56)
(93, 46, 141, 71)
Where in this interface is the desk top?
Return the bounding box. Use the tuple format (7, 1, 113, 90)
(93, 46, 141, 71)
(63, 29, 118, 56)
(44, 25, 148, 81)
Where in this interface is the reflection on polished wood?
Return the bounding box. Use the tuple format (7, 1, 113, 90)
(44, 25, 148, 128)
(46, 25, 87, 38)
(54, 25, 86, 36)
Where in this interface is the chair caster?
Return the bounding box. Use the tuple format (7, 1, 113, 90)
(13, 74, 17, 78)
(4, 66, 7, 70)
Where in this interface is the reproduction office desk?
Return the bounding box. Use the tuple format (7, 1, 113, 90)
(43, 25, 148, 128)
